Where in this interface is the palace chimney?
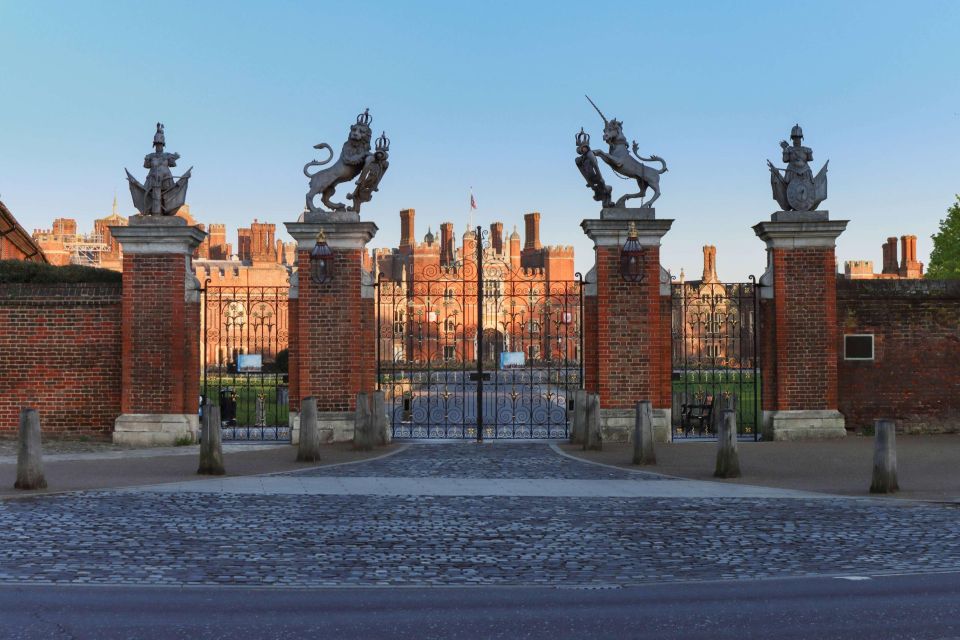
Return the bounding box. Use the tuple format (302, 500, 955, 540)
(490, 222, 504, 254)
(881, 237, 899, 275)
(900, 235, 923, 278)
(524, 212, 542, 251)
(399, 208, 415, 251)
(440, 222, 455, 267)
(702, 245, 718, 283)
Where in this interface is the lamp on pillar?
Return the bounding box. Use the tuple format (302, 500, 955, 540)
(309, 230, 334, 284)
(620, 221, 644, 282)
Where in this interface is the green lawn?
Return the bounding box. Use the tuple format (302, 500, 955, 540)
(672, 370, 761, 433)
(202, 375, 289, 426)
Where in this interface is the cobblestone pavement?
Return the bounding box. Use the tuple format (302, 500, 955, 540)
(1, 443, 959, 588)
(290, 442, 664, 479)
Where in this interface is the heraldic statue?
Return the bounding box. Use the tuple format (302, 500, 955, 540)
(575, 96, 668, 209)
(767, 124, 829, 212)
(304, 108, 390, 215)
(125, 123, 192, 216)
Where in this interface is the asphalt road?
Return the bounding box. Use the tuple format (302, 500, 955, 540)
(3, 571, 959, 639)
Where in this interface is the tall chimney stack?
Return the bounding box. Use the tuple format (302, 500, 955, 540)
(399, 209, 415, 249)
(440, 222, 454, 266)
(490, 222, 504, 254)
(881, 237, 899, 274)
(524, 212, 542, 251)
(702, 245, 718, 283)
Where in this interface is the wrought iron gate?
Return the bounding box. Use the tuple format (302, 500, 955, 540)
(671, 278, 760, 440)
(377, 227, 583, 440)
(202, 284, 291, 441)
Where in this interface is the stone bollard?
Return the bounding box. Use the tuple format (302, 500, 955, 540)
(632, 400, 656, 465)
(15, 408, 47, 490)
(714, 409, 741, 478)
(197, 400, 225, 475)
(583, 393, 602, 451)
(570, 389, 587, 445)
(870, 419, 899, 494)
(372, 391, 390, 446)
(354, 392, 376, 451)
(297, 396, 321, 462)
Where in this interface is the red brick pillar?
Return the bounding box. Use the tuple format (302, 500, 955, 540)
(109, 216, 206, 445)
(285, 219, 377, 443)
(581, 214, 673, 442)
(754, 213, 848, 440)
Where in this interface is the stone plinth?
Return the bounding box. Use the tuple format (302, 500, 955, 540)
(581, 214, 673, 442)
(109, 217, 205, 445)
(754, 213, 849, 441)
(284, 218, 378, 443)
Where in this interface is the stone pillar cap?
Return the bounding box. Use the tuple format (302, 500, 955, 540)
(109, 220, 206, 254)
(285, 220, 378, 250)
(581, 218, 673, 247)
(753, 219, 848, 249)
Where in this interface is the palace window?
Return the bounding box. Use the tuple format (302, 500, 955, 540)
(444, 345, 456, 361)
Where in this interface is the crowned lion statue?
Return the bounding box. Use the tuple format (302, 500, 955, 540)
(304, 109, 382, 213)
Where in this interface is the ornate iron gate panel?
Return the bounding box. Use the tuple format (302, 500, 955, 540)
(671, 278, 760, 440)
(377, 227, 583, 440)
(202, 284, 290, 441)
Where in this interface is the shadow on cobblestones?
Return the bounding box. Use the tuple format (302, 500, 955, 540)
(288, 443, 664, 480)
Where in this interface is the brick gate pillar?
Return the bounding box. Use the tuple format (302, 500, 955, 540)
(753, 211, 848, 440)
(582, 211, 673, 443)
(284, 217, 378, 443)
(109, 216, 206, 445)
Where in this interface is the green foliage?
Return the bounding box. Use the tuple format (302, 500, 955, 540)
(174, 434, 195, 446)
(0, 259, 122, 284)
(926, 195, 960, 280)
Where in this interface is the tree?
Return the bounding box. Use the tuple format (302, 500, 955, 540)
(926, 195, 960, 280)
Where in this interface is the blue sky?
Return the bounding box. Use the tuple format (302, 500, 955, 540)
(1, 0, 958, 279)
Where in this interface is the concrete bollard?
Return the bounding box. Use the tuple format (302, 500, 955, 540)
(354, 392, 376, 451)
(714, 409, 741, 478)
(570, 389, 587, 445)
(197, 400, 225, 475)
(632, 400, 656, 465)
(870, 419, 899, 494)
(371, 391, 390, 446)
(583, 393, 602, 451)
(297, 396, 321, 462)
(15, 408, 47, 490)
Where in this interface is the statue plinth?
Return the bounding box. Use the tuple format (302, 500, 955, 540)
(600, 207, 655, 221)
(770, 210, 829, 223)
(128, 214, 188, 227)
(302, 210, 361, 224)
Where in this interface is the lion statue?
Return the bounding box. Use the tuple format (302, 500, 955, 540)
(304, 109, 374, 213)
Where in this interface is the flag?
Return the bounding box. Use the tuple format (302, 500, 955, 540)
(470, 191, 477, 210)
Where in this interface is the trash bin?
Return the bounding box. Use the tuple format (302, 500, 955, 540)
(219, 388, 238, 426)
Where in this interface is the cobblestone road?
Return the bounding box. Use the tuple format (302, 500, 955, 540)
(2, 443, 959, 588)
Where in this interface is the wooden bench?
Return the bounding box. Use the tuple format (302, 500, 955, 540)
(680, 400, 714, 437)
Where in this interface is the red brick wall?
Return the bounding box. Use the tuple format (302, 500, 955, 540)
(584, 293, 598, 393)
(837, 279, 960, 432)
(0, 283, 122, 437)
(288, 296, 300, 412)
(120, 253, 196, 415)
(295, 248, 374, 412)
(770, 247, 838, 411)
(593, 245, 668, 408)
(759, 297, 778, 412)
(659, 293, 672, 408)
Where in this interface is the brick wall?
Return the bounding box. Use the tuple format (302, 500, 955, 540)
(294, 248, 374, 412)
(593, 245, 668, 408)
(770, 247, 838, 411)
(583, 293, 598, 393)
(837, 279, 960, 432)
(120, 254, 197, 415)
(0, 283, 122, 437)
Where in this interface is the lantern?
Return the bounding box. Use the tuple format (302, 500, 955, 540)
(620, 221, 644, 282)
(310, 229, 334, 284)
